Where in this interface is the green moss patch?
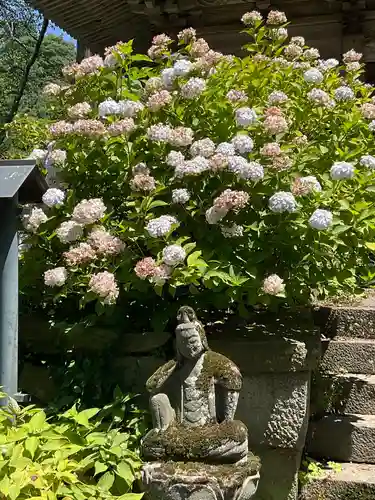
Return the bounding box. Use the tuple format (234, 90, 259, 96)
(143, 420, 248, 462)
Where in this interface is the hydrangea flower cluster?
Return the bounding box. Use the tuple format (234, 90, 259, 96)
(25, 9, 375, 313)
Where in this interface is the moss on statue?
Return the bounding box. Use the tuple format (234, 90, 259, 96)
(143, 420, 248, 462)
(155, 455, 261, 487)
(146, 359, 177, 393)
(197, 351, 242, 393)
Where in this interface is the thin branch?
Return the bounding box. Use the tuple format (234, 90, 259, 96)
(5, 17, 49, 124)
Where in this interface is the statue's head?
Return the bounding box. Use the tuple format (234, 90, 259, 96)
(175, 306, 209, 361)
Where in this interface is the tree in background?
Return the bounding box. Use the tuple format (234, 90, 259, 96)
(0, 0, 76, 122)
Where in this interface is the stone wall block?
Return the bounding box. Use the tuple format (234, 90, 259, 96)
(237, 373, 309, 451)
(320, 339, 375, 374)
(307, 414, 375, 463)
(252, 448, 301, 500)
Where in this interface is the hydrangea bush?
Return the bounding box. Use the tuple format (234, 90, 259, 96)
(21, 11, 375, 330)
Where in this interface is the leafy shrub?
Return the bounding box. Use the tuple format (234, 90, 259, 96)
(20, 10, 375, 332)
(0, 115, 50, 159)
(0, 391, 144, 500)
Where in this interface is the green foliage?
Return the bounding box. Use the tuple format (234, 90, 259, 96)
(299, 456, 342, 486)
(0, 390, 144, 499)
(18, 14, 375, 335)
(0, 0, 75, 121)
(0, 115, 50, 159)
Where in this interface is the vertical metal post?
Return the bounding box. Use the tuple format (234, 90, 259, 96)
(0, 195, 18, 403)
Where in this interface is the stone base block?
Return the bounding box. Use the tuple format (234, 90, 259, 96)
(320, 339, 375, 374)
(142, 459, 261, 500)
(307, 414, 375, 463)
(300, 462, 375, 500)
(252, 448, 301, 500)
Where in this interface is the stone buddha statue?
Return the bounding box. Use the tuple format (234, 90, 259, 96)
(142, 306, 249, 464)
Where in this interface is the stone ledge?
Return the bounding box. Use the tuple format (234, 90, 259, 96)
(210, 337, 319, 375)
(320, 339, 375, 374)
(142, 458, 260, 500)
(314, 292, 375, 339)
(300, 462, 375, 500)
(311, 372, 375, 416)
(307, 414, 375, 463)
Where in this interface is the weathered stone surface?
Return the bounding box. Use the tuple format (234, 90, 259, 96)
(300, 462, 375, 500)
(210, 336, 319, 374)
(307, 414, 375, 463)
(120, 331, 171, 354)
(19, 363, 56, 403)
(311, 373, 375, 416)
(142, 459, 261, 500)
(252, 448, 301, 500)
(238, 372, 309, 451)
(314, 293, 375, 339)
(320, 339, 375, 374)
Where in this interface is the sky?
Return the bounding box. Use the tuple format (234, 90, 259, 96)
(46, 23, 76, 46)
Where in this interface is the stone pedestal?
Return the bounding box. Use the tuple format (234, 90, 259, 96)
(142, 458, 261, 500)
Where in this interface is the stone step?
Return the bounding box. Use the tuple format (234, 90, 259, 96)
(300, 462, 375, 499)
(307, 414, 375, 463)
(320, 339, 375, 374)
(314, 292, 375, 338)
(311, 373, 375, 415)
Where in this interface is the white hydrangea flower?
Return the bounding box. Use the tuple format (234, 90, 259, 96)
(268, 91, 288, 105)
(42, 188, 65, 207)
(162, 244, 186, 266)
(172, 188, 190, 204)
(190, 138, 215, 158)
(89, 271, 119, 305)
(166, 150, 185, 167)
(147, 90, 172, 111)
(216, 142, 236, 156)
(146, 215, 178, 237)
(22, 207, 48, 233)
(226, 89, 247, 103)
(118, 100, 144, 117)
(44, 267, 67, 287)
(145, 76, 164, 94)
(231, 134, 254, 154)
(43, 83, 61, 97)
(181, 77, 206, 99)
(235, 107, 257, 127)
(174, 157, 210, 177)
(241, 11, 262, 25)
(72, 198, 107, 225)
(343, 49, 362, 64)
(205, 206, 228, 224)
(304, 48, 320, 60)
(369, 120, 375, 132)
(307, 88, 330, 106)
(161, 68, 177, 89)
(29, 149, 47, 164)
(262, 274, 285, 295)
(291, 36, 305, 47)
(292, 176, 322, 196)
(330, 161, 355, 180)
(68, 102, 91, 119)
(221, 223, 244, 238)
(360, 155, 375, 169)
(309, 209, 333, 230)
(318, 58, 339, 72)
(246, 161, 264, 181)
(104, 53, 117, 68)
(346, 62, 361, 72)
(50, 149, 67, 165)
(272, 27, 288, 40)
(268, 192, 297, 213)
(147, 123, 172, 142)
(56, 221, 84, 244)
(334, 86, 355, 101)
(98, 99, 120, 117)
(173, 59, 194, 76)
(169, 127, 194, 147)
(303, 68, 323, 84)
(132, 162, 149, 175)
